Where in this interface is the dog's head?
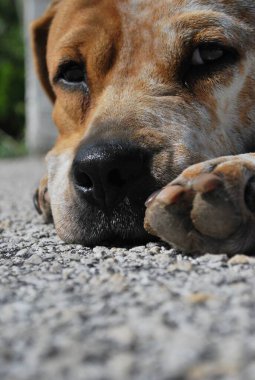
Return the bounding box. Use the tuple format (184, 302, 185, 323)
(32, 0, 255, 245)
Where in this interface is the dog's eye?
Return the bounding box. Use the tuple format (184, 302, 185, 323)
(183, 43, 239, 87)
(54, 61, 88, 90)
(62, 65, 85, 83)
(191, 45, 224, 66)
(189, 43, 238, 70)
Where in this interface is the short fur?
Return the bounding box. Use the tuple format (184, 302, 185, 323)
(32, 0, 255, 253)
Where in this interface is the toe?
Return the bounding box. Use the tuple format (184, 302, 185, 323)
(152, 185, 186, 205)
(191, 187, 242, 239)
(191, 173, 222, 193)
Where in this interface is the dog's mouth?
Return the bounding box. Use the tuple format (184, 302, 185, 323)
(66, 187, 159, 247)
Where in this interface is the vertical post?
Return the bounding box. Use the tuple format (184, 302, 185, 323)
(23, 0, 57, 154)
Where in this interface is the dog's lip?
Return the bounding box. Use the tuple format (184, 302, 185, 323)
(67, 193, 158, 245)
(78, 229, 158, 247)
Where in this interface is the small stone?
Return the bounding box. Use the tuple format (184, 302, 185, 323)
(148, 246, 161, 254)
(197, 254, 228, 264)
(108, 325, 135, 347)
(26, 254, 43, 265)
(62, 268, 74, 280)
(228, 255, 255, 265)
(168, 261, 192, 272)
(50, 262, 62, 273)
(186, 293, 214, 304)
(129, 246, 146, 253)
(69, 253, 80, 261)
(0, 220, 11, 231)
(12, 257, 24, 266)
(107, 353, 134, 379)
(16, 248, 29, 257)
(44, 253, 56, 260)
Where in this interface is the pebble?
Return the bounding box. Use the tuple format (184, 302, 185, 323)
(168, 261, 193, 272)
(50, 262, 62, 273)
(26, 254, 43, 265)
(186, 293, 214, 304)
(228, 255, 255, 265)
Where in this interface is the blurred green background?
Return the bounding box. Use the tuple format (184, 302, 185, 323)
(0, 0, 26, 158)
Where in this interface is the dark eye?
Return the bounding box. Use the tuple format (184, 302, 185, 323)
(183, 43, 239, 87)
(62, 65, 85, 83)
(191, 45, 225, 65)
(55, 61, 88, 91)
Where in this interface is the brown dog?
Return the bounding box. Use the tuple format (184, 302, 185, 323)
(33, 0, 255, 254)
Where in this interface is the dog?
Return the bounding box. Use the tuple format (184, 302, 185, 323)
(32, 0, 255, 254)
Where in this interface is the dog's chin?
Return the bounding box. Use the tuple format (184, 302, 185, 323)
(53, 198, 157, 247)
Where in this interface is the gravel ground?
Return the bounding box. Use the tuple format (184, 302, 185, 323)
(1, 158, 255, 380)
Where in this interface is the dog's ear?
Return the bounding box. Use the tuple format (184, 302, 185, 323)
(31, 0, 62, 102)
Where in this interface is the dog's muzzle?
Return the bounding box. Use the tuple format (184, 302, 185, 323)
(66, 139, 160, 245)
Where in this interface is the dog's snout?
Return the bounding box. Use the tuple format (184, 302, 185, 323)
(72, 141, 149, 210)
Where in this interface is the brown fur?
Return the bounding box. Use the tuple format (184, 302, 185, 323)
(32, 0, 255, 251)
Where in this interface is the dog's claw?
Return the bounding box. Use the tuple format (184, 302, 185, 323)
(33, 189, 42, 215)
(145, 190, 162, 207)
(33, 177, 52, 223)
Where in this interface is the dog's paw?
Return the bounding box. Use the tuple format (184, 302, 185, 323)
(33, 176, 52, 223)
(145, 154, 255, 254)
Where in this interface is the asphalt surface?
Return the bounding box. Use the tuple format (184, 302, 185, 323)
(1, 158, 255, 380)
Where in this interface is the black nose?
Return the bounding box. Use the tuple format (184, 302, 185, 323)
(72, 140, 150, 210)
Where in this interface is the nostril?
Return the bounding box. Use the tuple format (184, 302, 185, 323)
(73, 167, 93, 190)
(108, 169, 126, 187)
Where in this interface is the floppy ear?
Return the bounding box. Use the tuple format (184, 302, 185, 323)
(31, 1, 61, 102)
